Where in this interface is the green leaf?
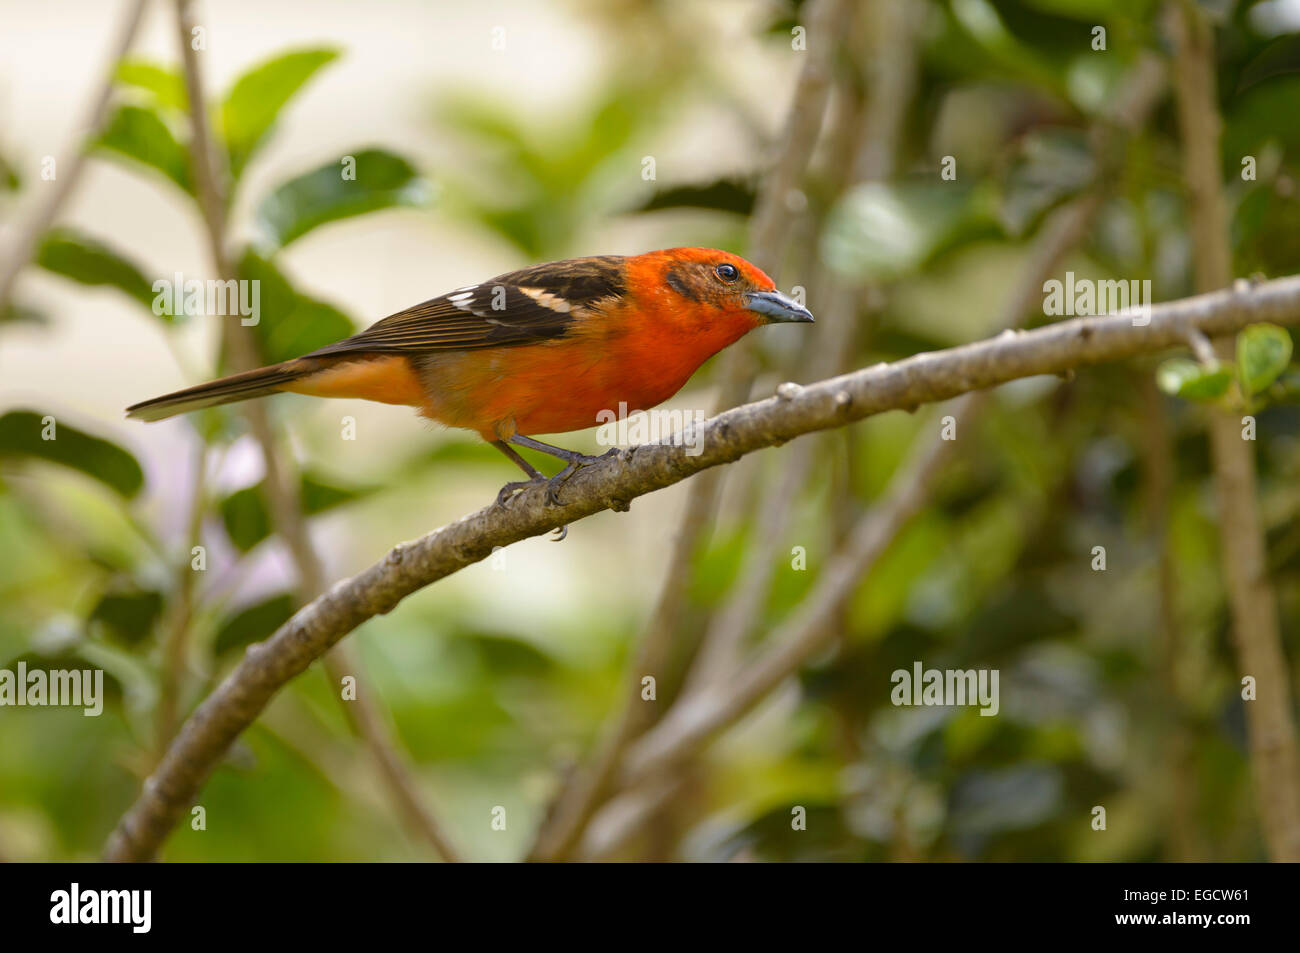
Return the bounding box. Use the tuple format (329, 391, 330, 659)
(1225, 76, 1300, 162)
(96, 103, 192, 193)
(219, 470, 375, 552)
(115, 59, 188, 112)
(235, 250, 355, 364)
(1237, 323, 1293, 396)
(462, 630, 555, 677)
(4, 650, 124, 708)
(219, 484, 271, 553)
(0, 410, 144, 498)
(36, 227, 159, 314)
(300, 474, 369, 513)
(254, 148, 433, 251)
(89, 585, 164, 647)
(1236, 34, 1300, 95)
(213, 593, 296, 656)
(632, 177, 755, 216)
(220, 48, 340, 179)
(948, 0, 1066, 96)
(1156, 358, 1233, 402)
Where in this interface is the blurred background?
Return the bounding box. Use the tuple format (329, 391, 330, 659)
(1, 0, 1299, 862)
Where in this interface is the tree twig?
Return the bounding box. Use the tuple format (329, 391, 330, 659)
(1169, 0, 1300, 862)
(1138, 372, 1204, 861)
(0, 0, 150, 315)
(686, 0, 921, 695)
(156, 442, 207, 757)
(575, 52, 1167, 858)
(171, 0, 461, 862)
(101, 272, 1300, 861)
(524, 0, 855, 863)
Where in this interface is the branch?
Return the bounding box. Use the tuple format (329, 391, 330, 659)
(578, 198, 1107, 858)
(100, 273, 1300, 861)
(156, 442, 207, 756)
(1169, 0, 1300, 861)
(524, 0, 856, 863)
(591, 280, 1300, 796)
(170, 0, 461, 862)
(0, 0, 149, 315)
(646, 0, 852, 630)
(1138, 373, 1204, 861)
(573, 51, 1168, 859)
(687, 0, 923, 694)
(747, 0, 850, 271)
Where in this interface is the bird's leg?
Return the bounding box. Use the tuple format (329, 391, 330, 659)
(508, 434, 617, 467)
(491, 440, 571, 541)
(492, 441, 547, 506)
(506, 435, 619, 505)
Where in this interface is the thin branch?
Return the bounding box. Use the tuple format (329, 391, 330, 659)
(619, 217, 1259, 800)
(524, 0, 855, 862)
(686, 0, 921, 695)
(579, 395, 960, 860)
(1169, 0, 1300, 862)
(524, 472, 720, 862)
(323, 653, 464, 862)
(646, 0, 852, 620)
(1138, 373, 1204, 861)
(747, 0, 850, 273)
(171, 0, 461, 862)
(100, 272, 1300, 861)
(0, 0, 150, 315)
(156, 442, 207, 756)
(575, 52, 1168, 857)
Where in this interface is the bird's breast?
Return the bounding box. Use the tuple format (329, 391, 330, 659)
(413, 320, 743, 439)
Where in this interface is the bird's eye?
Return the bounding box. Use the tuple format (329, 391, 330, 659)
(715, 263, 740, 282)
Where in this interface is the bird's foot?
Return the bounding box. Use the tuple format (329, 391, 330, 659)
(496, 477, 546, 507)
(495, 477, 570, 541)
(494, 448, 620, 541)
(543, 449, 619, 505)
(568, 448, 622, 467)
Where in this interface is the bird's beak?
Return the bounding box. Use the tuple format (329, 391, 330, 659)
(744, 290, 814, 324)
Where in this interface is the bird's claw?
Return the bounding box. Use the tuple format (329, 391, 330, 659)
(495, 478, 570, 540)
(545, 463, 580, 505)
(495, 449, 621, 543)
(545, 448, 620, 504)
(495, 468, 582, 508)
(496, 477, 545, 507)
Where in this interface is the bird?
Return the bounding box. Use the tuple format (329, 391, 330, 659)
(127, 247, 814, 510)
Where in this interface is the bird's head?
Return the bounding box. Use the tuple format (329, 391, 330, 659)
(635, 247, 815, 331)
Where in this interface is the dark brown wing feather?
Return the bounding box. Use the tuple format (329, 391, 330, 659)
(307, 255, 627, 358)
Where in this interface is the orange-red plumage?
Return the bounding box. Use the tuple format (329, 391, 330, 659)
(127, 247, 813, 497)
(282, 354, 427, 407)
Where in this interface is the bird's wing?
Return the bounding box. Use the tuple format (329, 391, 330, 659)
(307, 255, 627, 358)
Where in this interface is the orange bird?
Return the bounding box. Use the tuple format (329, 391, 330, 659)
(127, 247, 813, 504)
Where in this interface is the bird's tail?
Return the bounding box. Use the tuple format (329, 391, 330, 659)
(126, 360, 311, 422)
